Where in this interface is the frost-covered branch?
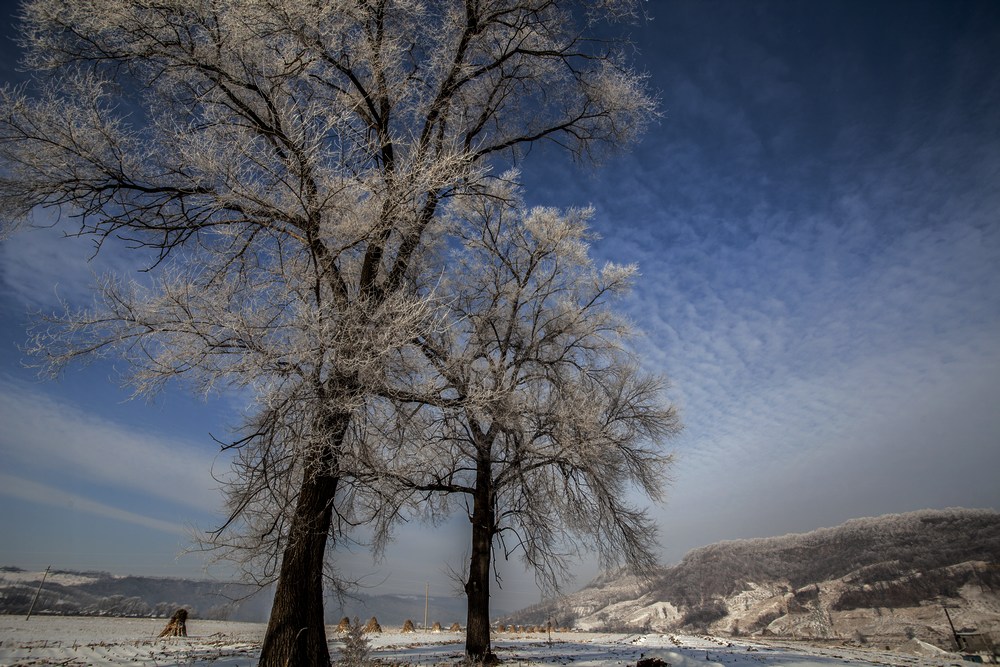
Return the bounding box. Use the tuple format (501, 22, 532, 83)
(361, 179, 679, 658)
(1, 2, 657, 664)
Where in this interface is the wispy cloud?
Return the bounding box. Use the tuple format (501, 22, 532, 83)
(0, 219, 102, 309)
(0, 379, 225, 513)
(517, 2, 1000, 565)
(0, 209, 159, 309)
(0, 0, 998, 606)
(0, 472, 188, 535)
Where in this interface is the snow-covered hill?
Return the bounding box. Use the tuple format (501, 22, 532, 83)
(0, 567, 480, 626)
(0, 567, 272, 621)
(508, 508, 1000, 652)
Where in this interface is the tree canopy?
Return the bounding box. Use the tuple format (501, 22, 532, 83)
(0, 1, 657, 664)
(357, 181, 678, 657)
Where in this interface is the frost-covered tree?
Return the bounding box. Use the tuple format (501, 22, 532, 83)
(361, 181, 678, 660)
(337, 617, 372, 667)
(0, 2, 654, 665)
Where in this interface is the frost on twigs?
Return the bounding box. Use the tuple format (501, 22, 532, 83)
(338, 617, 372, 667)
(362, 178, 679, 660)
(0, 1, 658, 664)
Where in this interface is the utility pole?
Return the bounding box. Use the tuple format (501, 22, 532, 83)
(424, 583, 429, 630)
(942, 603, 961, 650)
(26, 566, 51, 620)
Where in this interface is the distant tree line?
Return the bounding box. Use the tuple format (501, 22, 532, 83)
(0, 587, 199, 618)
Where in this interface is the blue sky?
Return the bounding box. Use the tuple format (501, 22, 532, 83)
(1, 1, 999, 613)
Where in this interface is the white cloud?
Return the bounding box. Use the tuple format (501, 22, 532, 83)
(0, 472, 188, 536)
(0, 215, 100, 308)
(0, 1, 997, 605)
(0, 210, 158, 309)
(0, 379, 224, 513)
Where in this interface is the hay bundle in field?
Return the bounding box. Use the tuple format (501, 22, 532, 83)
(158, 608, 188, 638)
(336, 617, 351, 633)
(431, 621, 442, 632)
(497, 624, 507, 633)
(402, 619, 415, 633)
(363, 616, 382, 633)
(449, 622, 461, 632)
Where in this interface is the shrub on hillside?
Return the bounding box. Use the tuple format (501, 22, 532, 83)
(832, 564, 1000, 611)
(680, 600, 728, 630)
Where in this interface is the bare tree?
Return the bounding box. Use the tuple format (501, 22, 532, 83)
(361, 180, 679, 661)
(0, 2, 654, 665)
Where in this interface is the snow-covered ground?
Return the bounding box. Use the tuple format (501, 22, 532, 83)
(0, 616, 972, 666)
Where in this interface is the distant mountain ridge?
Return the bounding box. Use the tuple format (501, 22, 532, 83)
(0, 567, 271, 622)
(5, 507, 996, 643)
(0, 567, 480, 625)
(508, 508, 1000, 649)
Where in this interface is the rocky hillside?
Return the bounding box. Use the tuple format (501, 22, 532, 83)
(508, 508, 1000, 648)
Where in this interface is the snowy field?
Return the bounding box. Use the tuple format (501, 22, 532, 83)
(0, 616, 971, 666)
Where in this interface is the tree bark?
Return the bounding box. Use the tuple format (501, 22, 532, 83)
(465, 453, 495, 662)
(258, 414, 347, 667)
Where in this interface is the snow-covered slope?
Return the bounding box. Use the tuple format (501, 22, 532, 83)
(0, 567, 272, 621)
(508, 508, 1000, 651)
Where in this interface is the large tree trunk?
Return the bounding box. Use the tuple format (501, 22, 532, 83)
(465, 455, 495, 662)
(258, 414, 347, 667)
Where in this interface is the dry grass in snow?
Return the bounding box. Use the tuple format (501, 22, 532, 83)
(0, 616, 974, 666)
